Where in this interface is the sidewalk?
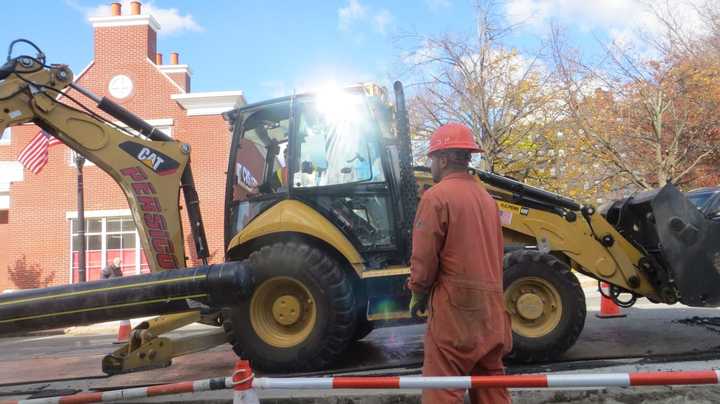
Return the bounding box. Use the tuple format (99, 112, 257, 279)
(63, 316, 217, 336)
(575, 272, 598, 291)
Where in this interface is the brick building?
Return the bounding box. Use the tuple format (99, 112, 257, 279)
(0, 2, 246, 290)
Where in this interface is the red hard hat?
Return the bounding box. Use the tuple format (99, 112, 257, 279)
(427, 123, 481, 156)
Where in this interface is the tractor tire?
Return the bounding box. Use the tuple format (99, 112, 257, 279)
(222, 242, 357, 372)
(353, 315, 374, 341)
(503, 250, 586, 363)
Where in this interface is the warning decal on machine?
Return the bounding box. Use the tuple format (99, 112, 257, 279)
(499, 210, 513, 225)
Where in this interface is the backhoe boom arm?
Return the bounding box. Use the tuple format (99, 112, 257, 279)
(0, 54, 208, 272)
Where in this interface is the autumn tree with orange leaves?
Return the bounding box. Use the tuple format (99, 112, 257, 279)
(551, 5, 720, 199)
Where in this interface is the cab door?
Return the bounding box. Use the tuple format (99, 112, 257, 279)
(225, 100, 290, 247)
(289, 92, 401, 268)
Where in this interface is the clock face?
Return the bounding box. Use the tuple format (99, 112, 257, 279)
(108, 75, 133, 99)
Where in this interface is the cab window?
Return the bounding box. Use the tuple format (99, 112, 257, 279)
(231, 103, 290, 202)
(295, 93, 385, 188)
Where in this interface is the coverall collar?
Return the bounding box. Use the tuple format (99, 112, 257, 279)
(441, 171, 474, 182)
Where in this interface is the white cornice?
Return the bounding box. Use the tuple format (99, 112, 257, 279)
(171, 91, 246, 116)
(89, 15, 161, 32)
(158, 64, 192, 76)
(146, 58, 185, 94)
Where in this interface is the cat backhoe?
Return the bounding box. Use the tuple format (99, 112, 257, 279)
(2, 40, 719, 374)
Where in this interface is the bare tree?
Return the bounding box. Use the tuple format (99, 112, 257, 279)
(400, 2, 562, 177)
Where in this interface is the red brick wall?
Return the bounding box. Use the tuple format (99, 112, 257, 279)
(0, 210, 9, 291)
(94, 24, 155, 63)
(3, 21, 232, 289)
(168, 72, 190, 92)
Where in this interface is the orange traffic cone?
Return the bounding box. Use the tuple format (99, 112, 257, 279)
(114, 319, 132, 343)
(596, 282, 626, 318)
(233, 360, 259, 404)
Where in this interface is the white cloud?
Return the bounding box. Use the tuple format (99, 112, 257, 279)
(425, 0, 451, 11)
(504, 0, 705, 40)
(83, 1, 203, 36)
(338, 0, 367, 31)
(373, 9, 393, 35)
(338, 0, 394, 36)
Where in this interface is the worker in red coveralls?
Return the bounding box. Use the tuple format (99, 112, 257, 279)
(408, 123, 513, 403)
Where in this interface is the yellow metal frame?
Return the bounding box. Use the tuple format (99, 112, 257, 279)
(416, 169, 657, 298)
(102, 311, 227, 375)
(227, 200, 366, 275)
(493, 197, 656, 298)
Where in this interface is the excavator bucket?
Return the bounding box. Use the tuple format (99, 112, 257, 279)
(602, 183, 720, 307)
(650, 184, 720, 306)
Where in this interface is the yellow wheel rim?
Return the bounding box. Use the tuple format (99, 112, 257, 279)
(250, 276, 317, 348)
(505, 276, 562, 338)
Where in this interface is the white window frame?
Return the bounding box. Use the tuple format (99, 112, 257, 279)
(67, 210, 145, 281)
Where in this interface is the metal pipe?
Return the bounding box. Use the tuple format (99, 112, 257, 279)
(477, 170, 582, 211)
(181, 165, 210, 264)
(0, 261, 253, 335)
(69, 83, 171, 142)
(68, 82, 102, 104)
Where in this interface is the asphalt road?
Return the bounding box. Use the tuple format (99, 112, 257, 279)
(1, 288, 720, 402)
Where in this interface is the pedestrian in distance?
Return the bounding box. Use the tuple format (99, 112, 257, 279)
(102, 257, 123, 279)
(408, 123, 513, 404)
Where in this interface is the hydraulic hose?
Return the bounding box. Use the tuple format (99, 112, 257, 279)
(0, 261, 253, 335)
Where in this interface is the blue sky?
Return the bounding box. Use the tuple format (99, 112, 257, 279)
(1, 1, 689, 103)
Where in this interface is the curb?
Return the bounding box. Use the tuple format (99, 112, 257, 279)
(0, 328, 66, 339)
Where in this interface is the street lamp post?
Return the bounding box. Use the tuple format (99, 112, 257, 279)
(76, 154, 87, 283)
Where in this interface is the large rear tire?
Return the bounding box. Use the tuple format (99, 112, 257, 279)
(223, 242, 357, 372)
(503, 250, 586, 363)
(352, 313, 374, 341)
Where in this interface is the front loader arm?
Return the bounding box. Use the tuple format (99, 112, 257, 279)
(0, 55, 204, 272)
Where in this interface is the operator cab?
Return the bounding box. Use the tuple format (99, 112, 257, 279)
(224, 85, 410, 268)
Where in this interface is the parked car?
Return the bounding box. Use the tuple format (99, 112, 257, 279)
(686, 187, 720, 210)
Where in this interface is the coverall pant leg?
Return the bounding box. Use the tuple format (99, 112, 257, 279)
(422, 333, 511, 403)
(468, 343, 511, 404)
(421, 330, 466, 404)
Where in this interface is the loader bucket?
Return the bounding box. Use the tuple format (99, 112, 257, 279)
(651, 184, 720, 306)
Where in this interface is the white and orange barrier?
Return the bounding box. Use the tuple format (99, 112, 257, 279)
(249, 370, 720, 390)
(0, 376, 232, 404)
(4, 365, 720, 404)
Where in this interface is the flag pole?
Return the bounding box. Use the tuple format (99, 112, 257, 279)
(75, 153, 87, 283)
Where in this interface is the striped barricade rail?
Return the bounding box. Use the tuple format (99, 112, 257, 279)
(2, 364, 719, 404)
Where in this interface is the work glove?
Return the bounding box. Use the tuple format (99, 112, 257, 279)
(409, 292, 428, 319)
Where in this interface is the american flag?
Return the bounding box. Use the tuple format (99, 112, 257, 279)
(17, 130, 63, 174)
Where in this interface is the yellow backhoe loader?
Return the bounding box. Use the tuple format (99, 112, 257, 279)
(1, 40, 718, 374)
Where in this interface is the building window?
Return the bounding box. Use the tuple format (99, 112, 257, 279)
(69, 216, 149, 282)
(0, 128, 10, 145)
